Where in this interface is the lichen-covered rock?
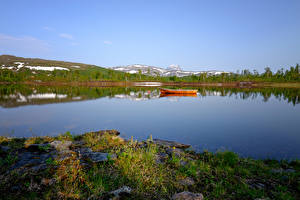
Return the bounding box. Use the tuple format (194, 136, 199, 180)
(172, 191, 204, 200)
(155, 152, 169, 164)
(0, 145, 10, 152)
(153, 139, 191, 149)
(110, 186, 132, 198)
(166, 148, 184, 157)
(89, 129, 120, 136)
(270, 168, 296, 174)
(79, 148, 116, 162)
(10, 151, 55, 172)
(179, 177, 195, 186)
(50, 140, 72, 151)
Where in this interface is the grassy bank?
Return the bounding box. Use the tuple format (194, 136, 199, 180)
(0, 131, 299, 199)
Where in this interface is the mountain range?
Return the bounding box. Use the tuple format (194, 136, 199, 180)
(0, 55, 228, 78)
(111, 64, 228, 77)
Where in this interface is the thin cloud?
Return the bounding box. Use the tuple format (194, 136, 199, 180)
(59, 33, 73, 40)
(43, 26, 54, 31)
(0, 33, 50, 53)
(103, 40, 112, 45)
(70, 42, 79, 46)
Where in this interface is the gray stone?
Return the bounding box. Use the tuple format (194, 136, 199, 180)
(0, 145, 10, 152)
(254, 198, 270, 200)
(271, 168, 296, 174)
(10, 151, 54, 172)
(180, 160, 188, 166)
(179, 177, 195, 186)
(155, 152, 169, 164)
(50, 140, 72, 151)
(166, 148, 184, 157)
(172, 191, 204, 200)
(89, 129, 120, 136)
(251, 182, 265, 190)
(110, 186, 132, 198)
(285, 168, 296, 173)
(153, 139, 191, 149)
(82, 150, 116, 163)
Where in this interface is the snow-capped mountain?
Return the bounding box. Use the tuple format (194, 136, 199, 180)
(111, 64, 228, 77)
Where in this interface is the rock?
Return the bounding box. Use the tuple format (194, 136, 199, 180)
(271, 168, 283, 173)
(10, 151, 54, 172)
(25, 144, 51, 152)
(166, 148, 184, 157)
(50, 140, 72, 151)
(251, 182, 265, 190)
(179, 177, 195, 186)
(10, 185, 21, 192)
(110, 186, 132, 198)
(271, 168, 296, 174)
(180, 160, 188, 166)
(0, 145, 10, 152)
(41, 178, 56, 186)
(172, 191, 204, 200)
(155, 152, 169, 164)
(285, 168, 296, 173)
(89, 130, 120, 136)
(77, 147, 93, 154)
(153, 139, 191, 149)
(81, 149, 116, 163)
(30, 163, 48, 172)
(254, 198, 270, 200)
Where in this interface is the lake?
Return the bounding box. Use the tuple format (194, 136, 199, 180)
(0, 84, 299, 160)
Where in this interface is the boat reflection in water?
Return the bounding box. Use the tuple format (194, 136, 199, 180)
(159, 93, 198, 98)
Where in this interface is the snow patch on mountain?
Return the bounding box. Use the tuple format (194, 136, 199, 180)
(111, 64, 228, 77)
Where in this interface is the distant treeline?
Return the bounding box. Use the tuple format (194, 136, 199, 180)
(0, 64, 299, 83)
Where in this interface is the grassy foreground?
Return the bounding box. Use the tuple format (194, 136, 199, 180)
(0, 131, 299, 200)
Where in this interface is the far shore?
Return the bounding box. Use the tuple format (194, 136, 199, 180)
(1, 80, 300, 88)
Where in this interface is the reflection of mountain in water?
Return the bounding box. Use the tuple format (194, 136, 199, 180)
(114, 90, 160, 101)
(0, 84, 299, 107)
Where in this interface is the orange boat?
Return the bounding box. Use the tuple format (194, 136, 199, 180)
(160, 88, 198, 94)
(160, 93, 197, 98)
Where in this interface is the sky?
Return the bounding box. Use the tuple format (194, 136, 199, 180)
(0, 0, 300, 72)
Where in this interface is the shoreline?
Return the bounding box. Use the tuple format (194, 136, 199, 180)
(1, 81, 300, 88)
(0, 130, 299, 199)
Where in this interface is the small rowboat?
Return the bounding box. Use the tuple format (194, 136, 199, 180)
(160, 93, 197, 98)
(160, 88, 198, 94)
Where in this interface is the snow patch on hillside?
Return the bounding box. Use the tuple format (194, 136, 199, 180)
(0, 62, 70, 71)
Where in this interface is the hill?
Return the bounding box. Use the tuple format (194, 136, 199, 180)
(0, 55, 128, 82)
(0, 55, 107, 71)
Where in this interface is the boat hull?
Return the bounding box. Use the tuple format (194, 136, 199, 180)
(160, 93, 197, 97)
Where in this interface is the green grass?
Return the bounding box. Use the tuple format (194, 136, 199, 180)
(0, 132, 299, 199)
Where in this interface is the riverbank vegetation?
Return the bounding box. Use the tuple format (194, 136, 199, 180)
(0, 131, 299, 199)
(1, 55, 299, 83)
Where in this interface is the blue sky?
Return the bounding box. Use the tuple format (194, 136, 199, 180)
(0, 0, 299, 72)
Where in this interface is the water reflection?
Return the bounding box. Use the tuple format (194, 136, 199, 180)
(1, 84, 299, 159)
(0, 84, 299, 107)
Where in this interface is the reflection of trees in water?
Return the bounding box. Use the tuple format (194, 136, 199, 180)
(196, 87, 299, 105)
(0, 84, 299, 107)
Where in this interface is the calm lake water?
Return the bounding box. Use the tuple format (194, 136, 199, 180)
(0, 84, 299, 160)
